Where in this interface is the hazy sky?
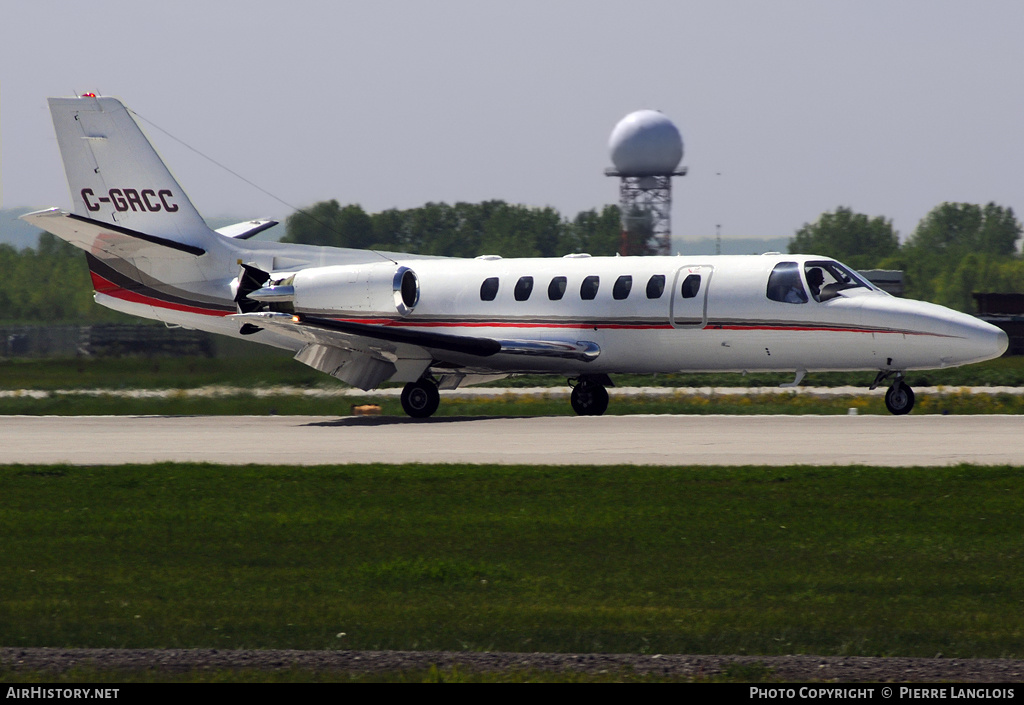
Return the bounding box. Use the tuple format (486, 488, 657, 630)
(3, 0, 1023, 246)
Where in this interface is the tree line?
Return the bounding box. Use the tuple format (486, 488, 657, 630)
(788, 202, 1023, 310)
(282, 200, 626, 258)
(0, 232, 122, 324)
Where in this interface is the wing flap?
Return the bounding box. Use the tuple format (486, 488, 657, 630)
(293, 343, 405, 390)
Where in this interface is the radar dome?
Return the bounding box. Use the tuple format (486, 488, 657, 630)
(608, 110, 684, 176)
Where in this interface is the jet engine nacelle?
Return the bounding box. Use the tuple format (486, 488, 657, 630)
(294, 262, 420, 316)
(249, 262, 420, 316)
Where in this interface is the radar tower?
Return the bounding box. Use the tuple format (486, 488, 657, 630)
(605, 110, 686, 256)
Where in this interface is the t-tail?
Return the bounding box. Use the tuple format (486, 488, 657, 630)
(24, 94, 279, 259)
(43, 95, 217, 252)
(23, 94, 384, 336)
(21, 95, 282, 325)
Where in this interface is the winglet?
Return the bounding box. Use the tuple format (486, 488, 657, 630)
(216, 219, 278, 240)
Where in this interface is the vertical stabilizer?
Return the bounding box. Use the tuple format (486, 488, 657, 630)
(48, 95, 215, 250)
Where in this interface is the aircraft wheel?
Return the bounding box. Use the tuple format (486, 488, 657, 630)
(884, 383, 915, 415)
(401, 380, 440, 418)
(570, 382, 609, 416)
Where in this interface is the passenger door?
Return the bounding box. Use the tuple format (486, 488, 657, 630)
(670, 265, 713, 329)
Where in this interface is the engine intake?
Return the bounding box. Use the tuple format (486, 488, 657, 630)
(394, 266, 419, 316)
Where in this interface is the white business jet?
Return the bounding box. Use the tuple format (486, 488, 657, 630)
(22, 95, 1008, 417)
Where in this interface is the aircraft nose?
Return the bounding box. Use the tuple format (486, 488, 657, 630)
(993, 327, 1010, 357)
(958, 318, 1009, 364)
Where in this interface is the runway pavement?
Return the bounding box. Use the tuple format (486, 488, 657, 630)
(1, 414, 1021, 466)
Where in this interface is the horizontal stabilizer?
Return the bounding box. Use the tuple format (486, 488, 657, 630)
(21, 208, 206, 258)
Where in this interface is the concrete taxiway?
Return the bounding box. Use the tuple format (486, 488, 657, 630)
(1, 414, 1021, 466)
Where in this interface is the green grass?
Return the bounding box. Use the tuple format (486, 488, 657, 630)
(2, 463, 1024, 659)
(0, 664, 747, 683)
(0, 355, 321, 391)
(1, 389, 1023, 416)
(494, 354, 1024, 389)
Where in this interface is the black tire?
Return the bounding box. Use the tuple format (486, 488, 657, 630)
(570, 382, 609, 416)
(884, 383, 915, 415)
(401, 380, 440, 418)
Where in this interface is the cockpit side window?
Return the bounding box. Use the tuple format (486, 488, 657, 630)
(766, 262, 807, 304)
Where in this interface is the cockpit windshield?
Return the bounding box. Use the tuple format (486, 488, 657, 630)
(804, 260, 875, 301)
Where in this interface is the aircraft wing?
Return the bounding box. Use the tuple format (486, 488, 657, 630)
(231, 311, 600, 389)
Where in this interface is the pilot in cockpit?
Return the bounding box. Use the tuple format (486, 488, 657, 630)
(807, 267, 825, 301)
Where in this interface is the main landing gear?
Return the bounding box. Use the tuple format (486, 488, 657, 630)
(400, 375, 614, 419)
(400, 378, 440, 418)
(872, 371, 915, 415)
(569, 375, 611, 416)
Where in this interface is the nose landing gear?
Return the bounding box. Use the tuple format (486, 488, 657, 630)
(872, 371, 915, 415)
(884, 380, 915, 415)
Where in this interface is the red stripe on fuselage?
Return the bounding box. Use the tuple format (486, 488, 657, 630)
(334, 318, 674, 330)
(89, 272, 233, 317)
(320, 317, 939, 337)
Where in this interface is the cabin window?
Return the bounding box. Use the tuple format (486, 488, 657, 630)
(580, 275, 600, 300)
(548, 276, 567, 300)
(613, 275, 632, 300)
(646, 274, 666, 299)
(514, 276, 534, 301)
(766, 262, 807, 303)
(681, 274, 701, 299)
(480, 277, 499, 301)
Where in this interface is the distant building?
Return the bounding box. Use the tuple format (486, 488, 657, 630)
(859, 270, 904, 297)
(973, 293, 1024, 356)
